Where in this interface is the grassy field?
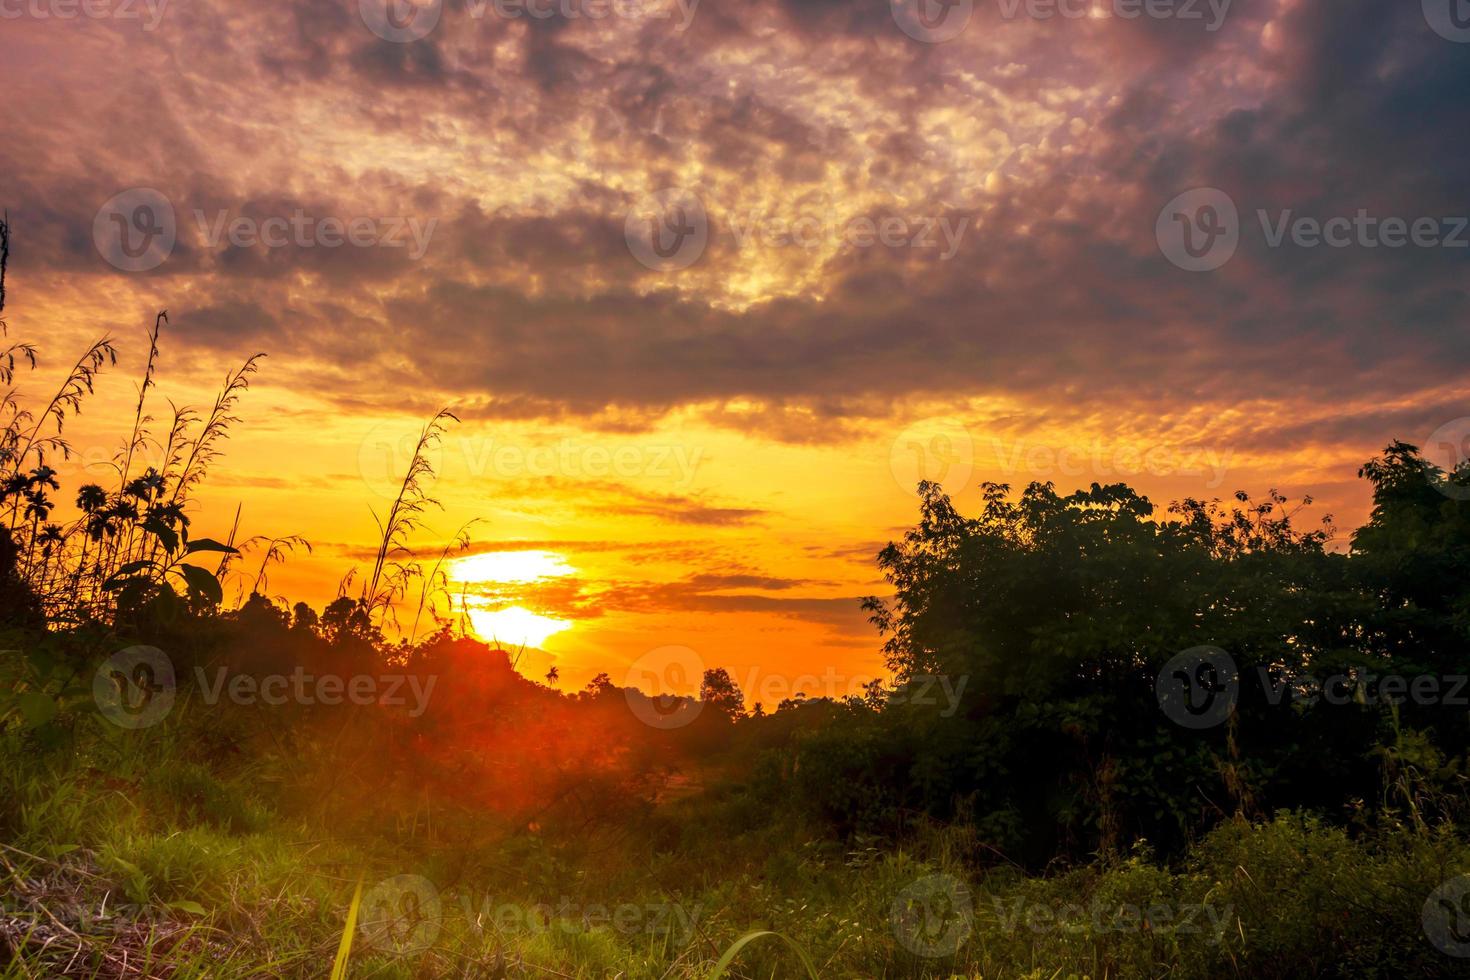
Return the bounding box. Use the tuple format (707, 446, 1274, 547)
(3, 641, 1468, 979)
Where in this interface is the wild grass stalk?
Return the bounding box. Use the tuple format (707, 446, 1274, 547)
(164, 353, 264, 510)
(244, 533, 312, 599)
(4, 336, 117, 507)
(364, 407, 457, 629)
(408, 518, 478, 645)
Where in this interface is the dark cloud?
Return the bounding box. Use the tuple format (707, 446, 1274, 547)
(1, 0, 1465, 452)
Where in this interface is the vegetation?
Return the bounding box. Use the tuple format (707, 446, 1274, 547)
(2, 217, 1469, 977)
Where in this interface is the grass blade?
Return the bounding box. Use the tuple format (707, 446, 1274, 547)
(707, 929, 821, 980)
(331, 878, 364, 980)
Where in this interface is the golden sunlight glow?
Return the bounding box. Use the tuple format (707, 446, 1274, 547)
(450, 550, 573, 584)
(449, 551, 576, 648)
(466, 605, 572, 649)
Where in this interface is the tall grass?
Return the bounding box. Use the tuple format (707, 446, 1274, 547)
(0, 219, 263, 625)
(364, 406, 458, 630)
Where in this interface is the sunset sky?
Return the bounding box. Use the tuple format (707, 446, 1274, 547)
(1, 0, 1467, 700)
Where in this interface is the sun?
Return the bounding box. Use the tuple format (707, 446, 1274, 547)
(449, 549, 575, 648)
(464, 605, 571, 649)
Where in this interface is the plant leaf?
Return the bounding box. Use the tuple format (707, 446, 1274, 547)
(17, 691, 57, 729)
(178, 563, 224, 605)
(185, 537, 238, 555)
(102, 560, 155, 591)
(142, 515, 179, 554)
(707, 930, 821, 980)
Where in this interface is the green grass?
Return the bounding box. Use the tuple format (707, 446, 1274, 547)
(3, 658, 1468, 979)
